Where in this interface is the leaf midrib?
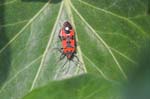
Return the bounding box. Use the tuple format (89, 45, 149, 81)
(66, 0, 87, 73)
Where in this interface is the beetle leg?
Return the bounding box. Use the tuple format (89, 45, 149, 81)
(59, 58, 68, 73)
(72, 55, 84, 71)
(64, 60, 70, 74)
(74, 55, 80, 62)
(55, 53, 65, 63)
(73, 55, 82, 65)
(52, 47, 63, 53)
(60, 53, 65, 60)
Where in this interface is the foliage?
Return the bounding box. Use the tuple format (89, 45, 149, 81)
(0, 0, 149, 98)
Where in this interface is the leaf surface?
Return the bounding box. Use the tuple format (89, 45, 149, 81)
(23, 74, 122, 99)
(0, 0, 149, 98)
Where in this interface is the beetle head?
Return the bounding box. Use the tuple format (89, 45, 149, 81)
(63, 21, 72, 29)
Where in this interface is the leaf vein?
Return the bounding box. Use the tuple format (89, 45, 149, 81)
(82, 53, 110, 81)
(0, 55, 42, 93)
(70, 1, 127, 79)
(97, 31, 139, 48)
(110, 47, 137, 64)
(67, 0, 87, 73)
(0, 2, 50, 54)
(0, 0, 17, 6)
(79, 0, 147, 36)
(0, 20, 29, 28)
(94, 32, 137, 64)
(29, 1, 64, 91)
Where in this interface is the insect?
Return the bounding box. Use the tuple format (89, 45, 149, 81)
(53, 21, 84, 75)
(55, 21, 81, 69)
(58, 21, 77, 60)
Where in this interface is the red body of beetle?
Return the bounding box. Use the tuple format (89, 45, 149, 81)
(59, 21, 76, 60)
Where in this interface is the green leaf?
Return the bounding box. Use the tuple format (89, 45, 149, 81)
(23, 74, 122, 99)
(0, 0, 149, 98)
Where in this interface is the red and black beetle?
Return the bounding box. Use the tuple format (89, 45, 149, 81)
(58, 21, 77, 60)
(54, 21, 83, 73)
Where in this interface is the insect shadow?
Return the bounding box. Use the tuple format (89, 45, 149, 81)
(0, 0, 11, 87)
(22, 0, 62, 3)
